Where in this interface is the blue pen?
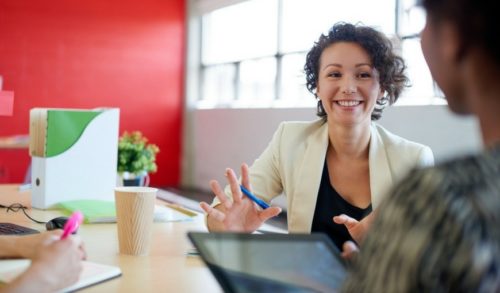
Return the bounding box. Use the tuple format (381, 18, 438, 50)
(240, 185, 270, 209)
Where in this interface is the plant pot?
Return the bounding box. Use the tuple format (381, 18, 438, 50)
(118, 171, 150, 187)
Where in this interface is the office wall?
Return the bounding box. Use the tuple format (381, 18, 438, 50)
(184, 106, 482, 191)
(0, 0, 185, 185)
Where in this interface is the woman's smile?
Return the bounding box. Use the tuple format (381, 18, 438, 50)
(334, 100, 363, 107)
(317, 42, 383, 125)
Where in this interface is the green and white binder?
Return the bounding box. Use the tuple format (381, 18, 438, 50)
(30, 108, 120, 209)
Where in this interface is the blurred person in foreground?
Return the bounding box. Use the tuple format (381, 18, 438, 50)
(343, 0, 500, 291)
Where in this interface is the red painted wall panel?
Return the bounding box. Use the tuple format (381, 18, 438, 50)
(0, 0, 185, 186)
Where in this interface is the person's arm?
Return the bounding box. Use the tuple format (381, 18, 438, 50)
(0, 236, 26, 258)
(0, 232, 85, 293)
(0, 231, 60, 258)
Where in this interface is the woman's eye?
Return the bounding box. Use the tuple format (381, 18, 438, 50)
(358, 72, 371, 78)
(328, 72, 341, 78)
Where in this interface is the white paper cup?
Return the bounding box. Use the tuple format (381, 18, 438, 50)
(114, 186, 157, 255)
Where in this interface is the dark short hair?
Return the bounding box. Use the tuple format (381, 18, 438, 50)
(421, 0, 499, 66)
(304, 22, 408, 121)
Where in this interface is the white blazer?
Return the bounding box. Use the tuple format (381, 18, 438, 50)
(222, 119, 434, 233)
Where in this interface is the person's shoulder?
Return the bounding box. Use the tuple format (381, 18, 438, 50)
(385, 147, 500, 242)
(396, 148, 500, 198)
(271, 119, 327, 148)
(278, 119, 327, 136)
(373, 123, 430, 150)
(279, 118, 325, 130)
(434, 147, 500, 184)
(405, 154, 478, 182)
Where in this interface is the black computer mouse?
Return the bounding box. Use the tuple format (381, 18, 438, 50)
(45, 216, 69, 231)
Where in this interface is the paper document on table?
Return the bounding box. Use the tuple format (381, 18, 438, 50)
(0, 260, 121, 292)
(59, 200, 195, 223)
(155, 204, 197, 222)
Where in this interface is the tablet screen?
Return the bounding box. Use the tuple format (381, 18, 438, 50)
(188, 232, 346, 293)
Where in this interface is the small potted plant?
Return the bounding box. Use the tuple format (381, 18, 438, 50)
(117, 131, 159, 186)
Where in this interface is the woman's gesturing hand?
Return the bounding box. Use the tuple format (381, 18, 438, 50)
(200, 163, 282, 232)
(333, 212, 375, 244)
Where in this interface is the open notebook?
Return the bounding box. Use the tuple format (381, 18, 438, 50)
(0, 260, 121, 292)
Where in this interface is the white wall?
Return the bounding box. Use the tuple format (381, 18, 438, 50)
(182, 105, 482, 190)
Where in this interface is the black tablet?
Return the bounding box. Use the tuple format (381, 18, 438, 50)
(188, 232, 346, 293)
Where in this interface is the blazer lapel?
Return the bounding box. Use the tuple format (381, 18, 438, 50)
(288, 121, 329, 233)
(369, 124, 393, 208)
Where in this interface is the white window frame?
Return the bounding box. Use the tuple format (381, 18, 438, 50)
(186, 0, 445, 110)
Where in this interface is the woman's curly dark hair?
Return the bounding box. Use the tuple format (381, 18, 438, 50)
(304, 22, 409, 120)
(421, 0, 500, 66)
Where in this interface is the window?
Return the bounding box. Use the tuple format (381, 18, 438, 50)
(201, 0, 278, 64)
(397, 0, 445, 104)
(194, 0, 443, 109)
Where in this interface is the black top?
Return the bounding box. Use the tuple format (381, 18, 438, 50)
(311, 161, 372, 250)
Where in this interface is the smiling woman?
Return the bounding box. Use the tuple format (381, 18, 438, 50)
(200, 22, 435, 251)
(305, 23, 408, 122)
(316, 42, 383, 127)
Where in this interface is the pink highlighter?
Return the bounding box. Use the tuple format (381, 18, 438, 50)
(60, 211, 84, 240)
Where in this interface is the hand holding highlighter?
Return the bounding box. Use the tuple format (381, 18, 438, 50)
(60, 211, 84, 240)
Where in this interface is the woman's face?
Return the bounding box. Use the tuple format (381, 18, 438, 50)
(420, 15, 468, 114)
(316, 42, 383, 126)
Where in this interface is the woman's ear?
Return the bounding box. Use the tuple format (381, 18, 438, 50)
(440, 21, 463, 64)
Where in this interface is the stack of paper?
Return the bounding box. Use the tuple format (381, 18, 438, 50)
(59, 200, 196, 223)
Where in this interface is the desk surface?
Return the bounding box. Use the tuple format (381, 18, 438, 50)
(0, 184, 222, 292)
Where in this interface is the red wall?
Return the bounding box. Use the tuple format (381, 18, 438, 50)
(0, 0, 185, 186)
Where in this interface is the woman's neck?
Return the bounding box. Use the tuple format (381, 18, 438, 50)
(327, 121, 371, 160)
(464, 51, 500, 147)
(477, 99, 500, 148)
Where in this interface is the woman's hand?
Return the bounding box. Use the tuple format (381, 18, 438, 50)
(333, 212, 375, 243)
(8, 233, 85, 293)
(200, 163, 282, 232)
(14, 230, 86, 260)
(341, 240, 359, 260)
